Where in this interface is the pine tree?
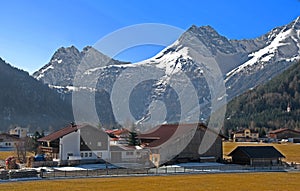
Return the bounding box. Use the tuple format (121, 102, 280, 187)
(128, 123, 140, 146)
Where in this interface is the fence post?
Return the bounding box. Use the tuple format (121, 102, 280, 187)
(86, 169, 89, 176)
(40, 169, 43, 178)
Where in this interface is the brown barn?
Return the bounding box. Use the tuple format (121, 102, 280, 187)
(228, 146, 285, 166)
(268, 128, 300, 140)
(138, 123, 225, 167)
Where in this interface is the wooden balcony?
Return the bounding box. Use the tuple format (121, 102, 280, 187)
(39, 146, 59, 154)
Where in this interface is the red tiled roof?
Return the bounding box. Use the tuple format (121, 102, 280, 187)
(38, 124, 85, 142)
(138, 124, 178, 147)
(269, 128, 300, 134)
(106, 128, 129, 136)
(138, 123, 225, 148)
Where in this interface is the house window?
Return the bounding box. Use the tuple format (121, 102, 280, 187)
(85, 153, 88, 157)
(126, 151, 134, 156)
(67, 153, 73, 160)
(89, 152, 92, 157)
(97, 142, 102, 147)
(81, 153, 83, 158)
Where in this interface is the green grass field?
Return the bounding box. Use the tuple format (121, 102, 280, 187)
(1, 172, 300, 191)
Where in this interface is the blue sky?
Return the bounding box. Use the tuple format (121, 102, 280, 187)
(0, 0, 299, 73)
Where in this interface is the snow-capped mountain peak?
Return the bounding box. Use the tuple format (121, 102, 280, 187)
(136, 40, 193, 76)
(32, 16, 300, 126)
(226, 17, 300, 81)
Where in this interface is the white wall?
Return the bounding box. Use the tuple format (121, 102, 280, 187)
(0, 141, 16, 148)
(80, 150, 110, 160)
(60, 131, 80, 161)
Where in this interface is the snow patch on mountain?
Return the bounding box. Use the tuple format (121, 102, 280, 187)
(154, 47, 190, 75)
(49, 85, 97, 92)
(35, 65, 54, 80)
(226, 27, 297, 80)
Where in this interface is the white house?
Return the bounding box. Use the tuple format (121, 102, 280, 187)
(9, 126, 29, 138)
(0, 133, 20, 150)
(38, 124, 110, 165)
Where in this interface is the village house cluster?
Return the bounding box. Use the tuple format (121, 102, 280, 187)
(37, 123, 224, 167)
(1, 124, 294, 169)
(231, 128, 300, 143)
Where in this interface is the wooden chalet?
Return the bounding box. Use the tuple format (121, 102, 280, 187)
(228, 146, 285, 166)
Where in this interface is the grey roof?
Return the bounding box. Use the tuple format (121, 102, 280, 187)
(228, 146, 285, 158)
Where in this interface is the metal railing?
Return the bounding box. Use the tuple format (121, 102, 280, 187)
(39, 165, 288, 179)
(0, 164, 293, 181)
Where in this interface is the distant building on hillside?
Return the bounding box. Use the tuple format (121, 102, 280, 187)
(9, 126, 28, 138)
(231, 129, 259, 142)
(287, 102, 291, 113)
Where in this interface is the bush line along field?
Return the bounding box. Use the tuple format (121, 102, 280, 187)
(1, 172, 300, 191)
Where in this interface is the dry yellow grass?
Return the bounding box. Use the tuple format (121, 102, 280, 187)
(1, 172, 300, 191)
(223, 142, 300, 163)
(1, 142, 299, 190)
(0, 151, 15, 160)
(0, 151, 34, 161)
